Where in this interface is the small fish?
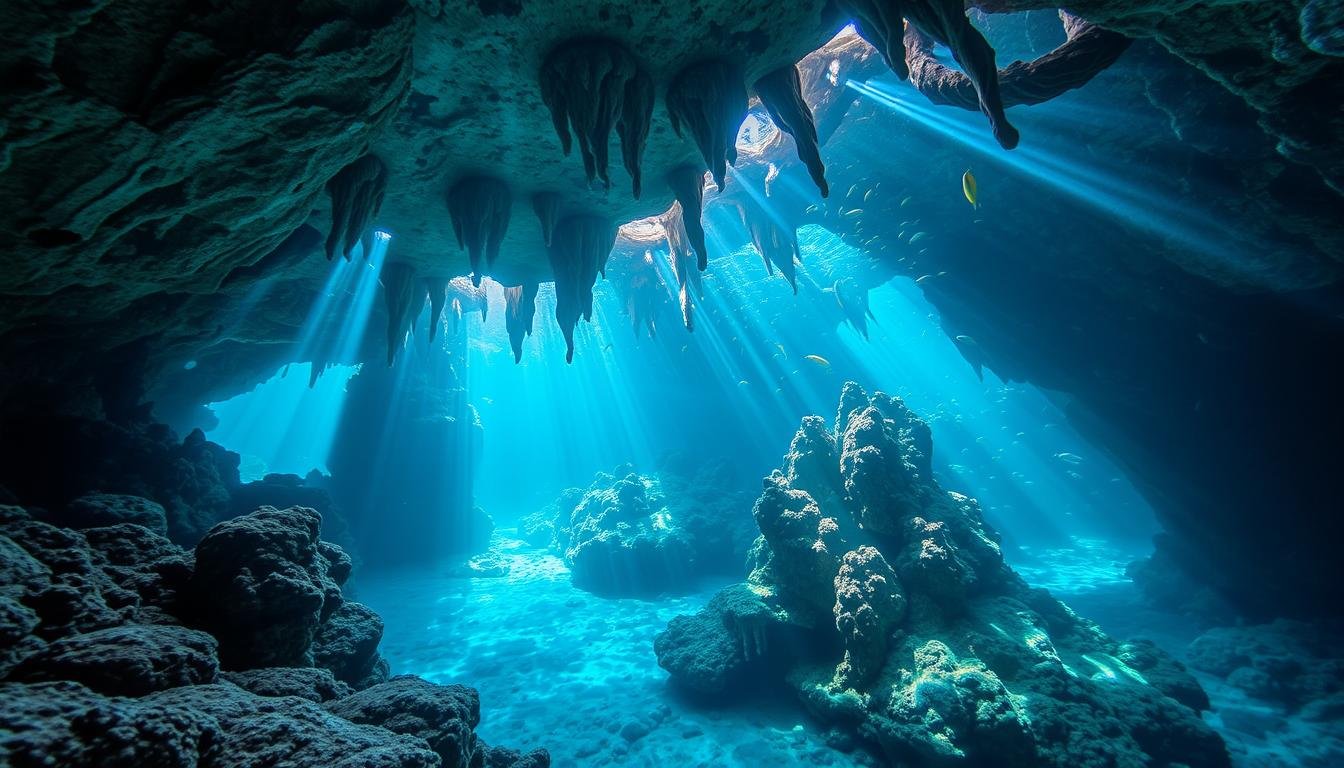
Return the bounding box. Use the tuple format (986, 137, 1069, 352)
(1053, 452, 1084, 465)
(915, 274, 934, 285)
(843, 208, 863, 218)
(962, 169, 979, 208)
(900, 196, 913, 207)
(738, 379, 750, 387)
(847, 183, 859, 199)
(803, 354, 831, 368)
(909, 232, 929, 244)
(804, 203, 821, 215)
(863, 188, 875, 203)
(604, 343, 613, 352)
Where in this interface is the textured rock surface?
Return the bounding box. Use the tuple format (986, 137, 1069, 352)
(9, 624, 219, 696)
(657, 382, 1229, 767)
(326, 676, 482, 768)
(531, 461, 755, 596)
(61, 494, 169, 537)
(0, 502, 548, 766)
(189, 505, 344, 669)
(223, 666, 353, 703)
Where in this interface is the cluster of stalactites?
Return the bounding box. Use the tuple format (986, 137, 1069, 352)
(446, 176, 512, 287)
(837, 0, 1019, 149)
(539, 38, 655, 198)
(548, 215, 616, 363)
(325, 154, 388, 261)
(447, 275, 488, 336)
(666, 58, 748, 190)
(504, 282, 539, 363)
(666, 165, 709, 271)
(734, 198, 800, 294)
(664, 204, 702, 332)
(754, 65, 829, 197)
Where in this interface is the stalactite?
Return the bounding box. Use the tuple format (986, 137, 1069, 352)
(381, 262, 420, 366)
(664, 205, 701, 331)
(904, 13, 1132, 112)
(617, 69, 655, 198)
(424, 276, 448, 342)
(548, 215, 616, 363)
(325, 154, 387, 261)
(665, 58, 747, 189)
(626, 250, 660, 340)
(539, 39, 652, 192)
(837, 0, 1019, 149)
(754, 65, 829, 197)
(532, 192, 562, 247)
(666, 165, 709, 270)
(446, 176, 512, 286)
(504, 282, 539, 363)
(734, 198, 800, 294)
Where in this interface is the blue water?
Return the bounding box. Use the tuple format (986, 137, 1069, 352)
(194, 26, 1339, 766)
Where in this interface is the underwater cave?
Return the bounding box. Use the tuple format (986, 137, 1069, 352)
(2, 1, 1343, 766)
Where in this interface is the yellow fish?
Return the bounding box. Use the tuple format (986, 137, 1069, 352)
(962, 169, 978, 208)
(803, 354, 831, 368)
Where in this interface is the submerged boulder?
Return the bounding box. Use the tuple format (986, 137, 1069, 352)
(61, 494, 169, 537)
(656, 382, 1230, 767)
(530, 460, 755, 596)
(9, 624, 219, 696)
(188, 505, 344, 669)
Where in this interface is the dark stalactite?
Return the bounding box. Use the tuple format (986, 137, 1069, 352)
(532, 192, 562, 247)
(905, 12, 1132, 112)
(666, 165, 709, 271)
(837, 0, 1019, 149)
(424, 276, 448, 342)
(665, 58, 748, 189)
(734, 198, 800, 294)
(381, 262, 420, 366)
(754, 65, 829, 197)
(539, 38, 652, 192)
(617, 69, 656, 198)
(548, 215, 616, 363)
(504, 282, 539, 363)
(446, 176, 512, 287)
(664, 205, 701, 332)
(325, 154, 388, 261)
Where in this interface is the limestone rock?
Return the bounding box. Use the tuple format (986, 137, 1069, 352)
(325, 676, 483, 768)
(9, 624, 219, 697)
(223, 666, 353, 703)
(188, 505, 343, 669)
(62, 494, 169, 537)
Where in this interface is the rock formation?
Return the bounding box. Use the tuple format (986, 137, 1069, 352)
(523, 462, 755, 597)
(0, 503, 547, 767)
(655, 382, 1229, 767)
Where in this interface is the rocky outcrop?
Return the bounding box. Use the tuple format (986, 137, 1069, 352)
(656, 383, 1228, 767)
(9, 625, 219, 697)
(0, 503, 548, 766)
(526, 461, 756, 596)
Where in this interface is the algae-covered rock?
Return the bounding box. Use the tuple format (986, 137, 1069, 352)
(655, 383, 1230, 767)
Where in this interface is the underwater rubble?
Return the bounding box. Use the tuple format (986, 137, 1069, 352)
(655, 382, 1230, 766)
(522, 461, 756, 597)
(0, 502, 548, 768)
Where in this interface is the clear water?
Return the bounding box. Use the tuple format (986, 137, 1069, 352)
(199, 30, 1339, 767)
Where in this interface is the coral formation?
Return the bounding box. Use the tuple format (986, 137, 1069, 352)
(0, 503, 547, 767)
(656, 382, 1229, 766)
(524, 462, 755, 597)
